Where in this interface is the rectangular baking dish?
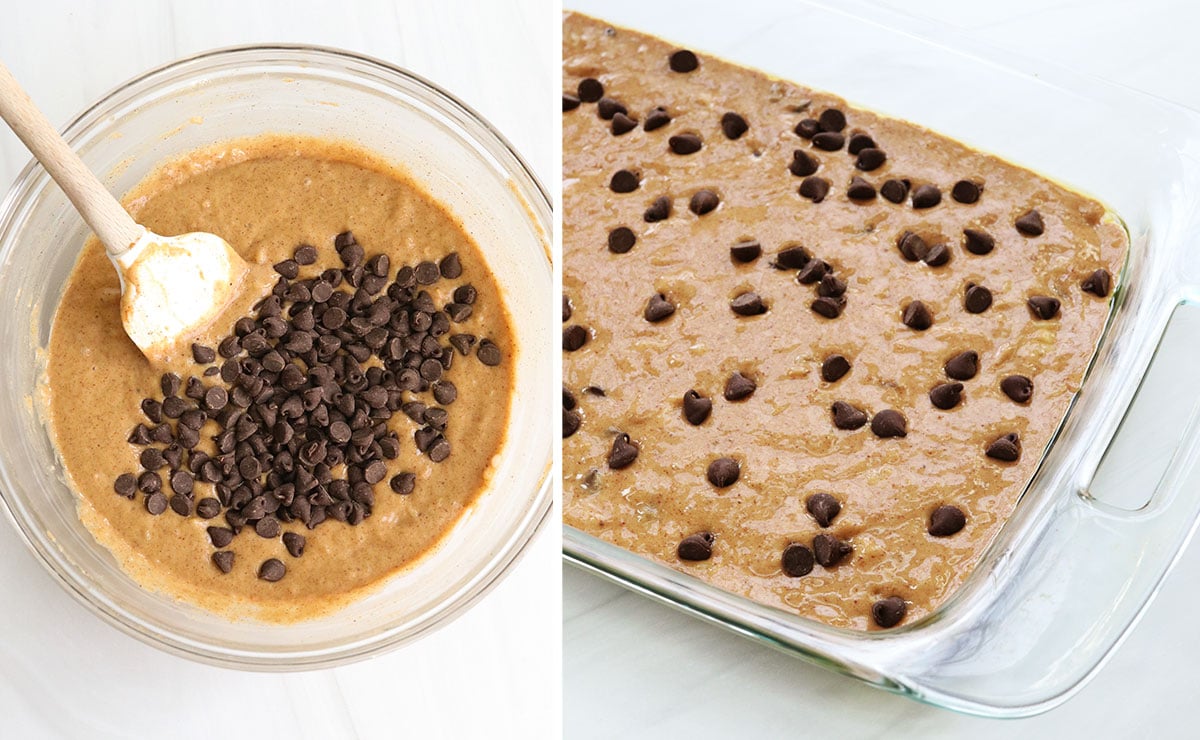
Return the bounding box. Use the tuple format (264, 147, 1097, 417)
(562, 0, 1200, 717)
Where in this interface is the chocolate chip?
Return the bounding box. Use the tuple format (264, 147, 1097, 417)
(812, 131, 844, 151)
(607, 433, 639, 469)
(689, 189, 719, 215)
(789, 150, 819, 177)
(706, 457, 740, 487)
(563, 325, 589, 351)
(294, 245, 317, 265)
(203, 386, 228, 412)
(870, 409, 907, 438)
(191, 343, 216, 364)
(986, 433, 1021, 462)
(1082, 269, 1112, 297)
(922, 243, 950, 267)
(929, 382, 963, 410)
(847, 133, 875, 154)
(282, 531, 305, 558)
(577, 78, 603, 103)
(643, 106, 671, 131)
(597, 97, 626, 120)
(273, 260, 300, 279)
(730, 292, 766, 317)
(781, 544, 814, 577)
(563, 94, 581, 112)
(137, 472, 161, 494)
(170, 469, 194, 496)
(677, 532, 714, 561)
(145, 491, 167, 515)
(897, 231, 927, 262)
(1027, 295, 1061, 320)
(255, 516, 282, 539)
(964, 283, 993, 313)
(669, 133, 703, 155)
(831, 401, 868, 430)
(847, 177, 876, 201)
(1001, 375, 1034, 404)
(414, 261, 440, 284)
(855, 148, 887, 171)
(880, 179, 908, 204)
(872, 597, 907, 628)
(773, 245, 811, 270)
(911, 184, 941, 209)
(561, 297, 572, 323)
(811, 296, 844, 319)
(821, 354, 851, 383)
(563, 409, 581, 438)
(721, 112, 748, 139)
(644, 293, 676, 322)
(724, 372, 756, 401)
(960, 230, 995, 258)
(669, 50, 698, 73)
(682, 390, 712, 425)
(258, 558, 286, 582)
(608, 227, 636, 254)
(813, 533, 852, 567)
(610, 169, 640, 193)
(818, 109, 846, 132)
(639, 197, 671, 224)
(1016, 209, 1045, 236)
(951, 180, 981, 204)
(611, 113, 637, 136)
(902, 301, 932, 330)
(477, 340, 502, 366)
(161, 373, 181, 397)
(928, 505, 966, 537)
(140, 447, 165, 471)
(795, 118, 820, 139)
(799, 176, 830, 203)
(209, 550, 235, 575)
(197, 497, 220, 519)
(730, 240, 762, 263)
(806, 493, 841, 527)
(206, 526, 234, 548)
(439, 253, 462, 279)
(822, 274, 847, 297)
(944, 350, 979, 381)
(390, 472, 416, 495)
(114, 473, 136, 498)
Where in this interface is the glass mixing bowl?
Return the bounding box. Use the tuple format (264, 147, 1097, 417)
(0, 45, 553, 669)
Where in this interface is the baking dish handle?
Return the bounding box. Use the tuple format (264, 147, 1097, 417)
(890, 348, 1200, 716)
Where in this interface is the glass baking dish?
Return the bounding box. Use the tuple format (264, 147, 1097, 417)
(562, 0, 1200, 717)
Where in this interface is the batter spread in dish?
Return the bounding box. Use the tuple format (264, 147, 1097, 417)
(46, 135, 514, 621)
(561, 13, 1127, 630)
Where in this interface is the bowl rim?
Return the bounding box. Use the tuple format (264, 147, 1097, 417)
(0, 42, 554, 670)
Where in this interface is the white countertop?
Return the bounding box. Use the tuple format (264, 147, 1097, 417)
(565, 0, 1200, 737)
(0, 1, 557, 738)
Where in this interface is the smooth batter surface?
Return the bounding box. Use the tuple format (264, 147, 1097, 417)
(46, 135, 515, 621)
(562, 14, 1127, 630)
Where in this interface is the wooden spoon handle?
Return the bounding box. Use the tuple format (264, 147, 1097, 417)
(0, 60, 141, 256)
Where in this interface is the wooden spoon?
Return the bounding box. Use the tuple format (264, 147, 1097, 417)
(0, 59, 247, 361)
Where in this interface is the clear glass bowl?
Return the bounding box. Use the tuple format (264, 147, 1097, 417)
(0, 45, 553, 669)
(564, 0, 1200, 717)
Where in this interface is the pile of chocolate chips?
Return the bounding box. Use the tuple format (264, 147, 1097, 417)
(113, 232, 501, 582)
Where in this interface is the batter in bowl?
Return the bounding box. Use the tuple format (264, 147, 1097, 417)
(562, 13, 1127, 630)
(46, 135, 515, 622)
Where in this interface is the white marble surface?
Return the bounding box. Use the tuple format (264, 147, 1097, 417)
(0, 1, 557, 738)
(564, 0, 1200, 737)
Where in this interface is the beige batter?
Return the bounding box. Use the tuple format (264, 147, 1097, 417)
(562, 14, 1127, 629)
(46, 135, 515, 621)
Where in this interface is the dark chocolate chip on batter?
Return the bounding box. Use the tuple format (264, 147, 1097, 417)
(608, 433, 639, 469)
(683, 390, 712, 425)
(781, 543, 815, 577)
(577, 78, 603, 103)
(1001, 375, 1034, 404)
(812, 131, 845, 151)
(643, 106, 671, 131)
(390, 472, 417, 495)
(212, 551, 235, 574)
(811, 296, 844, 319)
(114, 473, 136, 498)
(563, 325, 590, 351)
(730, 240, 762, 263)
(789, 150, 819, 177)
(724, 372, 756, 401)
(730, 292, 767, 316)
(706, 457, 740, 488)
(870, 409, 907, 438)
(1082, 269, 1112, 297)
(964, 283, 993, 313)
(847, 177, 876, 201)
(902, 301, 933, 330)
(283, 532, 306, 558)
(872, 597, 907, 628)
(669, 49, 699, 73)
(818, 109, 846, 132)
(799, 176, 830, 203)
(951, 180, 981, 204)
(563, 409, 581, 438)
(610, 169, 641, 193)
(721, 112, 749, 140)
(922, 243, 951, 267)
(928, 505, 966, 537)
(856, 148, 887, 172)
(821, 354, 851, 382)
(669, 133, 703, 155)
(806, 493, 841, 528)
(644, 293, 676, 322)
(986, 433, 1021, 462)
(191, 343, 216, 364)
(1015, 209, 1045, 236)
(929, 382, 964, 410)
(897, 231, 928, 262)
(773, 245, 811, 270)
(608, 226, 636, 254)
(944, 350, 979, 381)
(689, 189, 720, 215)
(831, 401, 868, 430)
(597, 97, 626, 120)
(847, 133, 875, 154)
(258, 558, 286, 582)
(1027, 295, 1061, 320)
(911, 184, 942, 209)
(611, 112, 637, 136)
(795, 118, 820, 139)
(644, 197, 671, 223)
(563, 93, 580, 112)
(678, 532, 714, 561)
(813, 533, 852, 567)
(880, 179, 909, 204)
